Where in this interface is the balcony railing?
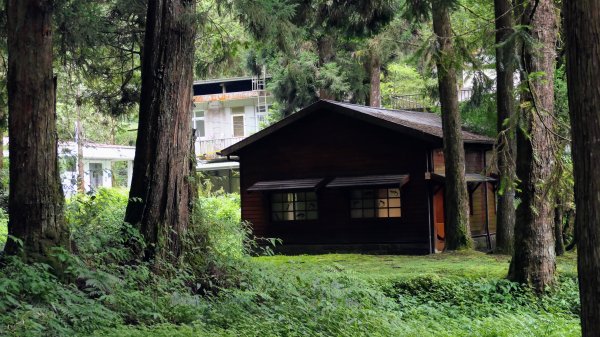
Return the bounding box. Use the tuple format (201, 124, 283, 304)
(386, 90, 474, 111)
(196, 137, 245, 159)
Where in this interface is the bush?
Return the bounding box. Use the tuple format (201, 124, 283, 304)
(1, 189, 248, 336)
(182, 193, 275, 292)
(0, 208, 7, 251)
(66, 188, 139, 264)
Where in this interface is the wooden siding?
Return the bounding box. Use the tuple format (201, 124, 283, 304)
(238, 110, 431, 250)
(429, 146, 497, 250)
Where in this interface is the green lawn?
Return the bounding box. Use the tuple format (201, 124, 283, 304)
(100, 252, 581, 337)
(254, 250, 578, 280)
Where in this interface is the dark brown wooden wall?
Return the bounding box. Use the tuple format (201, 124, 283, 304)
(237, 109, 433, 250)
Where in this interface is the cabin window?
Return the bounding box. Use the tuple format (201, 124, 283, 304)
(350, 188, 401, 218)
(192, 109, 205, 138)
(271, 191, 318, 221)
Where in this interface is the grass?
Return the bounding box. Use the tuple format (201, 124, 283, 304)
(254, 250, 579, 281)
(98, 251, 581, 337)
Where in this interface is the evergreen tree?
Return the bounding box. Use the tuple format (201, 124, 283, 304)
(493, 0, 516, 254)
(430, 0, 472, 250)
(124, 0, 197, 264)
(230, 0, 397, 115)
(4, 0, 71, 262)
(564, 0, 600, 333)
(508, 0, 559, 292)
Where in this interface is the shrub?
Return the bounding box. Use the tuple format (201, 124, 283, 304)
(182, 193, 270, 292)
(65, 188, 139, 264)
(0, 208, 7, 251)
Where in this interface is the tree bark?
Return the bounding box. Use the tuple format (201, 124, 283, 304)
(554, 203, 565, 256)
(431, 1, 472, 250)
(124, 0, 196, 263)
(564, 0, 600, 334)
(509, 0, 558, 292)
(4, 0, 71, 261)
(493, 0, 517, 255)
(76, 99, 85, 194)
(369, 55, 381, 107)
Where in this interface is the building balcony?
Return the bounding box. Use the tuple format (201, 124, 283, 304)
(385, 89, 474, 111)
(196, 137, 245, 160)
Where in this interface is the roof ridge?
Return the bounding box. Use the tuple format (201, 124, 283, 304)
(323, 99, 430, 115)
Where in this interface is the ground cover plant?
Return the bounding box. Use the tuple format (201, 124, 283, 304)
(0, 210, 7, 251)
(0, 189, 581, 336)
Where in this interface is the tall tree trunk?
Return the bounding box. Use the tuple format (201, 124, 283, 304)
(0, 117, 5, 207)
(564, 0, 600, 333)
(494, 0, 517, 254)
(554, 203, 565, 256)
(125, 0, 196, 263)
(369, 55, 381, 107)
(431, 0, 472, 250)
(509, 0, 558, 292)
(76, 98, 85, 194)
(4, 0, 70, 261)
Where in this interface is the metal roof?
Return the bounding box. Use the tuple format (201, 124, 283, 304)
(327, 100, 491, 144)
(193, 76, 254, 85)
(220, 100, 494, 156)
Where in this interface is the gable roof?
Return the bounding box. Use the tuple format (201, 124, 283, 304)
(220, 100, 494, 156)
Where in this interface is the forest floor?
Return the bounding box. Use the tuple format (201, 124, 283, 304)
(0, 192, 581, 336)
(101, 251, 581, 337)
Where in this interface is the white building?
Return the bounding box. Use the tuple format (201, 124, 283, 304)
(59, 142, 135, 197)
(192, 74, 272, 160)
(192, 73, 273, 193)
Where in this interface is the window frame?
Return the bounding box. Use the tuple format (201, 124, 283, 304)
(231, 108, 245, 138)
(270, 191, 319, 222)
(349, 186, 402, 219)
(192, 109, 206, 139)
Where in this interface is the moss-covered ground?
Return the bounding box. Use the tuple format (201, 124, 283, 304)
(101, 252, 580, 337)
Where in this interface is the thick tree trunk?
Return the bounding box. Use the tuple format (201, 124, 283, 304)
(125, 0, 196, 263)
(4, 0, 70, 261)
(509, 0, 558, 292)
(369, 55, 381, 107)
(0, 122, 4, 170)
(431, 1, 472, 250)
(493, 0, 516, 254)
(564, 0, 600, 334)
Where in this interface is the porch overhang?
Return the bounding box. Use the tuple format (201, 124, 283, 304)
(428, 173, 497, 184)
(247, 178, 325, 191)
(326, 174, 410, 188)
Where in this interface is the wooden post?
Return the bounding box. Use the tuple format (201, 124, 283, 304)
(483, 151, 491, 250)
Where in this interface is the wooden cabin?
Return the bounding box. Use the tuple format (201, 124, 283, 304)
(220, 100, 497, 254)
